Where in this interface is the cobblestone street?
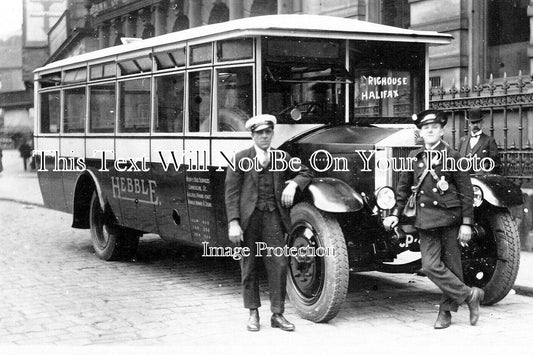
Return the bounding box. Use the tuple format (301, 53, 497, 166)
(1, 198, 533, 352)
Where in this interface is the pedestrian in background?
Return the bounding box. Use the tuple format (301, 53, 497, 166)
(458, 107, 500, 174)
(0, 146, 3, 174)
(383, 109, 485, 329)
(18, 140, 32, 171)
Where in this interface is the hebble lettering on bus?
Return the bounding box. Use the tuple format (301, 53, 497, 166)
(111, 176, 159, 205)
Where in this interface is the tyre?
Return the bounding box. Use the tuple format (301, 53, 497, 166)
(462, 209, 520, 305)
(287, 202, 349, 322)
(89, 192, 140, 261)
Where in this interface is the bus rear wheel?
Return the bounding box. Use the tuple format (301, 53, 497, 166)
(89, 192, 139, 261)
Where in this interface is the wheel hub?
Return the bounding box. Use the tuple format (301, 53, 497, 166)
(288, 225, 324, 301)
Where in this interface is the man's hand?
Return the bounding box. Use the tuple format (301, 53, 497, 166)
(281, 181, 298, 208)
(457, 224, 472, 247)
(228, 220, 243, 244)
(383, 216, 399, 231)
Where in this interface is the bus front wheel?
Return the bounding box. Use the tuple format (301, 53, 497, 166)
(89, 192, 139, 261)
(287, 202, 349, 323)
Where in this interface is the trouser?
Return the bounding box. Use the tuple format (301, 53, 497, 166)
(240, 208, 288, 314)
(22, 157, 28, 171)
(419, 226, 472, 312)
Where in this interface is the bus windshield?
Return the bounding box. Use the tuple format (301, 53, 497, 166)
(262, 37, 347, 125)
(262, 37, 425, 125)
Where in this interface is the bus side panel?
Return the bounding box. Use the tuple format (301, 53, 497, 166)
(151, 138, 192, 242)
(152, 164, 191, 242)
(115, 137, 158, 234)
(211, 138, 254, 247)
(183, 138, 218, 245)
(35, 136, 68, 212)
(210, 167, 231, 247)
(60, 137, 85, 213)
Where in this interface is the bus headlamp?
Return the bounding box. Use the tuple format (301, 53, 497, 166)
(473, 185, 483, 207)
(375, 187, 396, 210)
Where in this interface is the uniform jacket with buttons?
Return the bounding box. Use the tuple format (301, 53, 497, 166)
(393, 141, 474, 230)
(458, 132, 500, 174)
(225, 147, 313, 232)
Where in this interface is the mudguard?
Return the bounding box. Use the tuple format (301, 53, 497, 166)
(470, 174, 523, 208)
(307, 177, 364, 213)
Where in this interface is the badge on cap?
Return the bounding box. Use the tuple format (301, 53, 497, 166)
(245, 114, 277, 132)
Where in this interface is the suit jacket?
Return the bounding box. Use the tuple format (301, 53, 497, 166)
(458, 132, 500, 173)
(225, 147, 313, 232)
(393, 141, 474, 230)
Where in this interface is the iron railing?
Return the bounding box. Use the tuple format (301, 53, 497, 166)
(430, 71, 533, 182)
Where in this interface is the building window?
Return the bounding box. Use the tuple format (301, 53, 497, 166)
(486, 0, 529, 77)
(381, 0, 410, 29)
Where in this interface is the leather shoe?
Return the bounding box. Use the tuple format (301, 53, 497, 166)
(271, 313, 295, 331)
(247, 309, 259, 331)
(434, 310, 452, 329)
(466, 287, 484, 326)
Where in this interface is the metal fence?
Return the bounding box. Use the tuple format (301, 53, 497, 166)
(429, 72, 533, 182)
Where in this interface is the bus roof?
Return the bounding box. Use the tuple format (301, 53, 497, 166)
(36, 14, 452, 73)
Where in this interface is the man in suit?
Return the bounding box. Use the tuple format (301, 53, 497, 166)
(225, 114, 313, 332)
(458, 107, 500, 174)
(383, 109, 484, 329)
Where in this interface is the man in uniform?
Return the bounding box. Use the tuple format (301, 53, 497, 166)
(458, 107, 500, 173)
(383, 109, 484, 329)
(225, 114, 313, 332)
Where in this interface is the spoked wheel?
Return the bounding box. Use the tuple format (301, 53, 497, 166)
(287, 202, 348, 323)
(462, 208, 520, 305)
(89, 192, 140, 261)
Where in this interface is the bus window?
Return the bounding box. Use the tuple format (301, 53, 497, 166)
(216, 38, 253, 62)
(154, 48, 186, 69)
(262, 37, 346, 125)
(40, 91, 60, 133)
(90, 62, 116, 80)
(155, 73, 184, 133)
(350, 41, 424, 119)
(118, 57, 152, 75)
(40, 72, 61, 88)
(63, 68, 87, 84)
(119, 78, 151, 133)
(63, 87, 86, 133)
(89, 83, 115, 133)
(188, 70, 211, 132)
(190, 43, 212, 65)
(216, 66, 253, 132)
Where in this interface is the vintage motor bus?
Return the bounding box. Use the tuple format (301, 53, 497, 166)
(34, 14, 522, 323)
